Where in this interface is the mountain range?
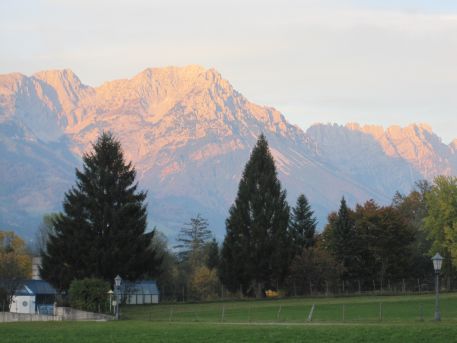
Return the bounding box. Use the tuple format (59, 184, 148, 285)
(0, 65, 456, 240)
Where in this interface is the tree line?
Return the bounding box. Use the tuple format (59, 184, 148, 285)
(218, 135, 457, 296)
(146, 134, 457, 298)
(2, 132, 457, 307)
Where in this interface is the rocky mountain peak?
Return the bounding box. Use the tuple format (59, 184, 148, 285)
(32, 69, 88, 113)
(33, 68, 83, 86)
(329, 122, 453, 179)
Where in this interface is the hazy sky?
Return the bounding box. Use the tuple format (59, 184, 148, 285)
(1, 0, 456, 142)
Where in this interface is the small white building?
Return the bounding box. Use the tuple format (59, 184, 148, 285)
(122, 280, 160, 305)
(10, 280, 57, 315)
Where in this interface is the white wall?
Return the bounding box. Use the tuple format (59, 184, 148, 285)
(10, 295, 35, 314)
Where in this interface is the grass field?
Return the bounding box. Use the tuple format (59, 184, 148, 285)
(122, 293, 457, 323)
(2, 293, 457, 342)
(2, 321, 457, 343)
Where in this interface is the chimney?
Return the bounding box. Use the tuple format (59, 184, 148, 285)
(32, 256, 42, 280)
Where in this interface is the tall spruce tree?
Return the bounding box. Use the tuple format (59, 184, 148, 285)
(290, 194, 317, 255)
(40, 132, 159, 290)
(220, 134, 290, 296)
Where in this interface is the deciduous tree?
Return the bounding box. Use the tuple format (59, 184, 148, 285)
(424, 176, 457, 279)
(0, 231, 31, 308)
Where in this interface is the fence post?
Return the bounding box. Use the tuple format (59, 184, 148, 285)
(419, 304, 424, 321)
(168, 306, 173, 322)
(277, 304, 282, 321)
(307, 304, 315, 322)
(402, 279, 406, 294)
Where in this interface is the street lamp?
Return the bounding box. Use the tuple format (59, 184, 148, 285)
(431, 253, 443, 321)
(107, 290, 114, 314)
(114, 275, 122, 320)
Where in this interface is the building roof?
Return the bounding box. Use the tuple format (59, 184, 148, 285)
(121, 280, 159, 295)
(15, 280, 57, 296)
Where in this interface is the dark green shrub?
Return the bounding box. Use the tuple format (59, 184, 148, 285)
(68, 278, 110, 312)
(0, 287, 8, 310)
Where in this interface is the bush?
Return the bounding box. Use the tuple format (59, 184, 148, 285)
(68, 278, 110, 313)
(0, 287, 8, 310)
(189, 266, 219, 300)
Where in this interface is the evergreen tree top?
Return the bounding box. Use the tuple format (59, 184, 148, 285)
(237, 134, 281, 195)
(175, 214, 212, 249)
(291, 194, 317, 226)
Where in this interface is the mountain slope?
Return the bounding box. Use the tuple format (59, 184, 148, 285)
(0, 66, 455, 239)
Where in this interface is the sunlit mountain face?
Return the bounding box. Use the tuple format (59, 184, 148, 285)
(1, 65, 456, 240)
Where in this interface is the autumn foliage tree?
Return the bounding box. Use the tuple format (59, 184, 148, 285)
(0, 231, 31, 308)
(173, 214, 219, 300)
(424, 176, 457, 281)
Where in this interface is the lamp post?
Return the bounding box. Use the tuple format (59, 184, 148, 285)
(431, 253, 443, 321)
(114, 275, 122, 320)
(107, 290, 114, 314)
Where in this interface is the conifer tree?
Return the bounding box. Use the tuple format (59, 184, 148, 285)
(326, 197, 358, 281)
(205, 239, 219, 271)
(40, 132, 159, 290)
(174, 214, 213, 263)
(290, 194, 317, 255)
(220, 134, 290, 296)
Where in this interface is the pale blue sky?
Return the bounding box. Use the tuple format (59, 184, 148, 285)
(1, 0, 456, 142)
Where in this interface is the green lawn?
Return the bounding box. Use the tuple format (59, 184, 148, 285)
(1, 321, 457, 343)
(122, 293, 457, 323)
(2, 294, 457, 343)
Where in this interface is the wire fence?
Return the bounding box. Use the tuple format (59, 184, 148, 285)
(121, 293, 457, 324)
(157, 276, 448, 303)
